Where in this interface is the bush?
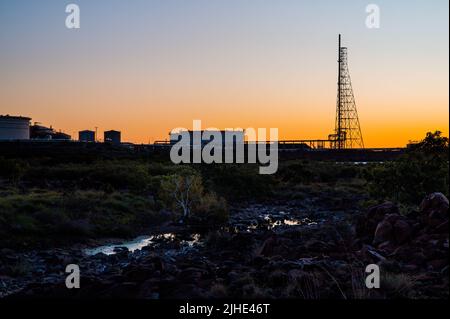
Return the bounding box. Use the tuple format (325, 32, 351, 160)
(0, 190, 165, 248)
(278, 160, 361, 184)
(159, 173, 229, 227)
(365, 131, 449, 205)
(190, 193, 229, 227)
(0, 157, 29, 185)
(200, 164, 276, 200)
(24, 160, 152, 193)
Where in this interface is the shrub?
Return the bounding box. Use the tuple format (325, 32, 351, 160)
(0, 157, 29, 185)
(190, 193, 229, 227)
(159, 174, 229, 227)
(365, 131, 449, 205)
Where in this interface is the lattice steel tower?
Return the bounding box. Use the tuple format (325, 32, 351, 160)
(329, 34, 364, 149)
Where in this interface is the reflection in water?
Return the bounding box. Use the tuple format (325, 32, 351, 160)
(269, 218, 317, 228)
(84, 233, 199, 256)
(245, 214, 318, 232)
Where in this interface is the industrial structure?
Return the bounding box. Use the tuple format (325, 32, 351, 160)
(328, 34, 364, 149)
(0, 115, 31, 140)
(104, 130, 121, 145)
(161, 35, 365, 150)
(30, 123, 71, 140)
(250, 34, 365, 150)
(79, 130, 96, 142)
(1, 35, 366, 151)
(0, 116, 71, 141)
(169, 130, 245, 147)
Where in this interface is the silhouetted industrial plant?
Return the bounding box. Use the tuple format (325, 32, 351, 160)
(2, 36, 365, 150)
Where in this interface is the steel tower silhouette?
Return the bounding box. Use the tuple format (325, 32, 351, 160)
(329, 34, 364, 149)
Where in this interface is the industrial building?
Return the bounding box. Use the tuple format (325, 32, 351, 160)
(30, 123, 71, 140)
(79, 130, 96, 142)
(104, 130, 121, 145)
(170, 130, 245, 147)
(0, 115, 31, 140)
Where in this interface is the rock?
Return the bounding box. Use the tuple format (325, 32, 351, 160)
(384, 213, 401, 224)
(113, 247, 129, 256)
(170, 284, 205, 298)
(403, 264, 419, 272)
(434, 220, 449, 234)
(373, 220, 393, 246)
(377, 241, 395, 252)
(124, 267, 154, 282)
(420, 193, 449, 227)
(427, 259, 448, 272)
(367, 202, 399, 225)
(250, 256, 268, 267)
(366, 245, 387, 261)
(305, 239, 329, 252)
(177, 267, 206, 283)
(393, 219, 413, 244)
(143, 256, 165, 272)
(227, 271, 240, 283)
(255, 236, 278, 257)
(359, 202, 399, 241)
(410, 251, 427, 267)
(267, 270, 288, 288)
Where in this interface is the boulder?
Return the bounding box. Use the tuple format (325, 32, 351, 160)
(367, 202, 399, 225)
(255, 236, 278, 257)
(420, 193, 449, 227)
(427, 259, 448, 272)
(393, 219, 413, 244)
(361, 202, 399, 241)
(373, 219, 393, 246)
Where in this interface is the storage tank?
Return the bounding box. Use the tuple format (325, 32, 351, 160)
(79, 130, 95, 142)
(0, 115, 31, 140)
(104, 130, 121, 145)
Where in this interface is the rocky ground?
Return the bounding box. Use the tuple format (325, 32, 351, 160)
(1, 193, 448, 299)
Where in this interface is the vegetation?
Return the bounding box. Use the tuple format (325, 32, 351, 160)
(365, 131, 449, 206)
(0, 131, 447, 247)
(0, 189, 163, 248)
(159, 173, 229, 227)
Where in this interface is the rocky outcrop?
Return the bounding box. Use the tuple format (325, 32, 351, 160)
(2, 197, 448, 300)
(360, 193, 449, 273)
(420, 192, 449, 231)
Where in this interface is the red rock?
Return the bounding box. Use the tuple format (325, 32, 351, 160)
(377, 240, 395, 252)
(255, 236, 278, 257)
(420, 192, 449, 227)
(384, 213, 401, 224)
(367, 202, 399, 224)
(427, 259, 448, 271)
(403, 264, 419, 272)
(373, 220, 393, 246)
(393, 219, 413, 244)
(434, 220, 449, 234)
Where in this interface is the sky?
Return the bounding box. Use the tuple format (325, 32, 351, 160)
(0, 0, 448, 147)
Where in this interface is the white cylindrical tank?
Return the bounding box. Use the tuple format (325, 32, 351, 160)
(0, 115, 31, 140)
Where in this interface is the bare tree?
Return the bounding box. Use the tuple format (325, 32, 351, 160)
(161, 175, 203, 223)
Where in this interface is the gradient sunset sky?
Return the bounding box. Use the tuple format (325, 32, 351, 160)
(0, 0, 448, 147)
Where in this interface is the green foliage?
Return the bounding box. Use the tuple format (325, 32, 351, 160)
(159, 173, 229, 227)
(0, 190, 163, 248)
(190, 193, 229, 227)
(411, 130, 449, 153)
(278, 160, 360, 184)
(199, 164, 276, 200)
(365, 131, 449, 205)
(25, 160, 151, 193)
(1, 131, 446, 248)
(0, 157, 29, 185)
